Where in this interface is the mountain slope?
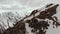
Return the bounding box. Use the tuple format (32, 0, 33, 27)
(3, 3, 60, 34)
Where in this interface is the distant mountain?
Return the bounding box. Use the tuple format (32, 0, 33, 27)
(0, 12, 22, 34)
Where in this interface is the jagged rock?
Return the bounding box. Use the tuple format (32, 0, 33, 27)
(3, 4, 59, 34)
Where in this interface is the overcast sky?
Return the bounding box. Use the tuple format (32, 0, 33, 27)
(0, 0, 59, 13)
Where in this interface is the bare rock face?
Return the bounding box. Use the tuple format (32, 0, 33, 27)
(3, 3, 59, 34)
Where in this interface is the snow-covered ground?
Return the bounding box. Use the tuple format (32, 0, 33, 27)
(0, 0, 60, 34)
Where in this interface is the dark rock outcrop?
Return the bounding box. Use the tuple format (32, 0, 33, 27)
(3, 4, 59, 34)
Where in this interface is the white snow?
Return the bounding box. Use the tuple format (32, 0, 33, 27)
(0, 0, 60, 34)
